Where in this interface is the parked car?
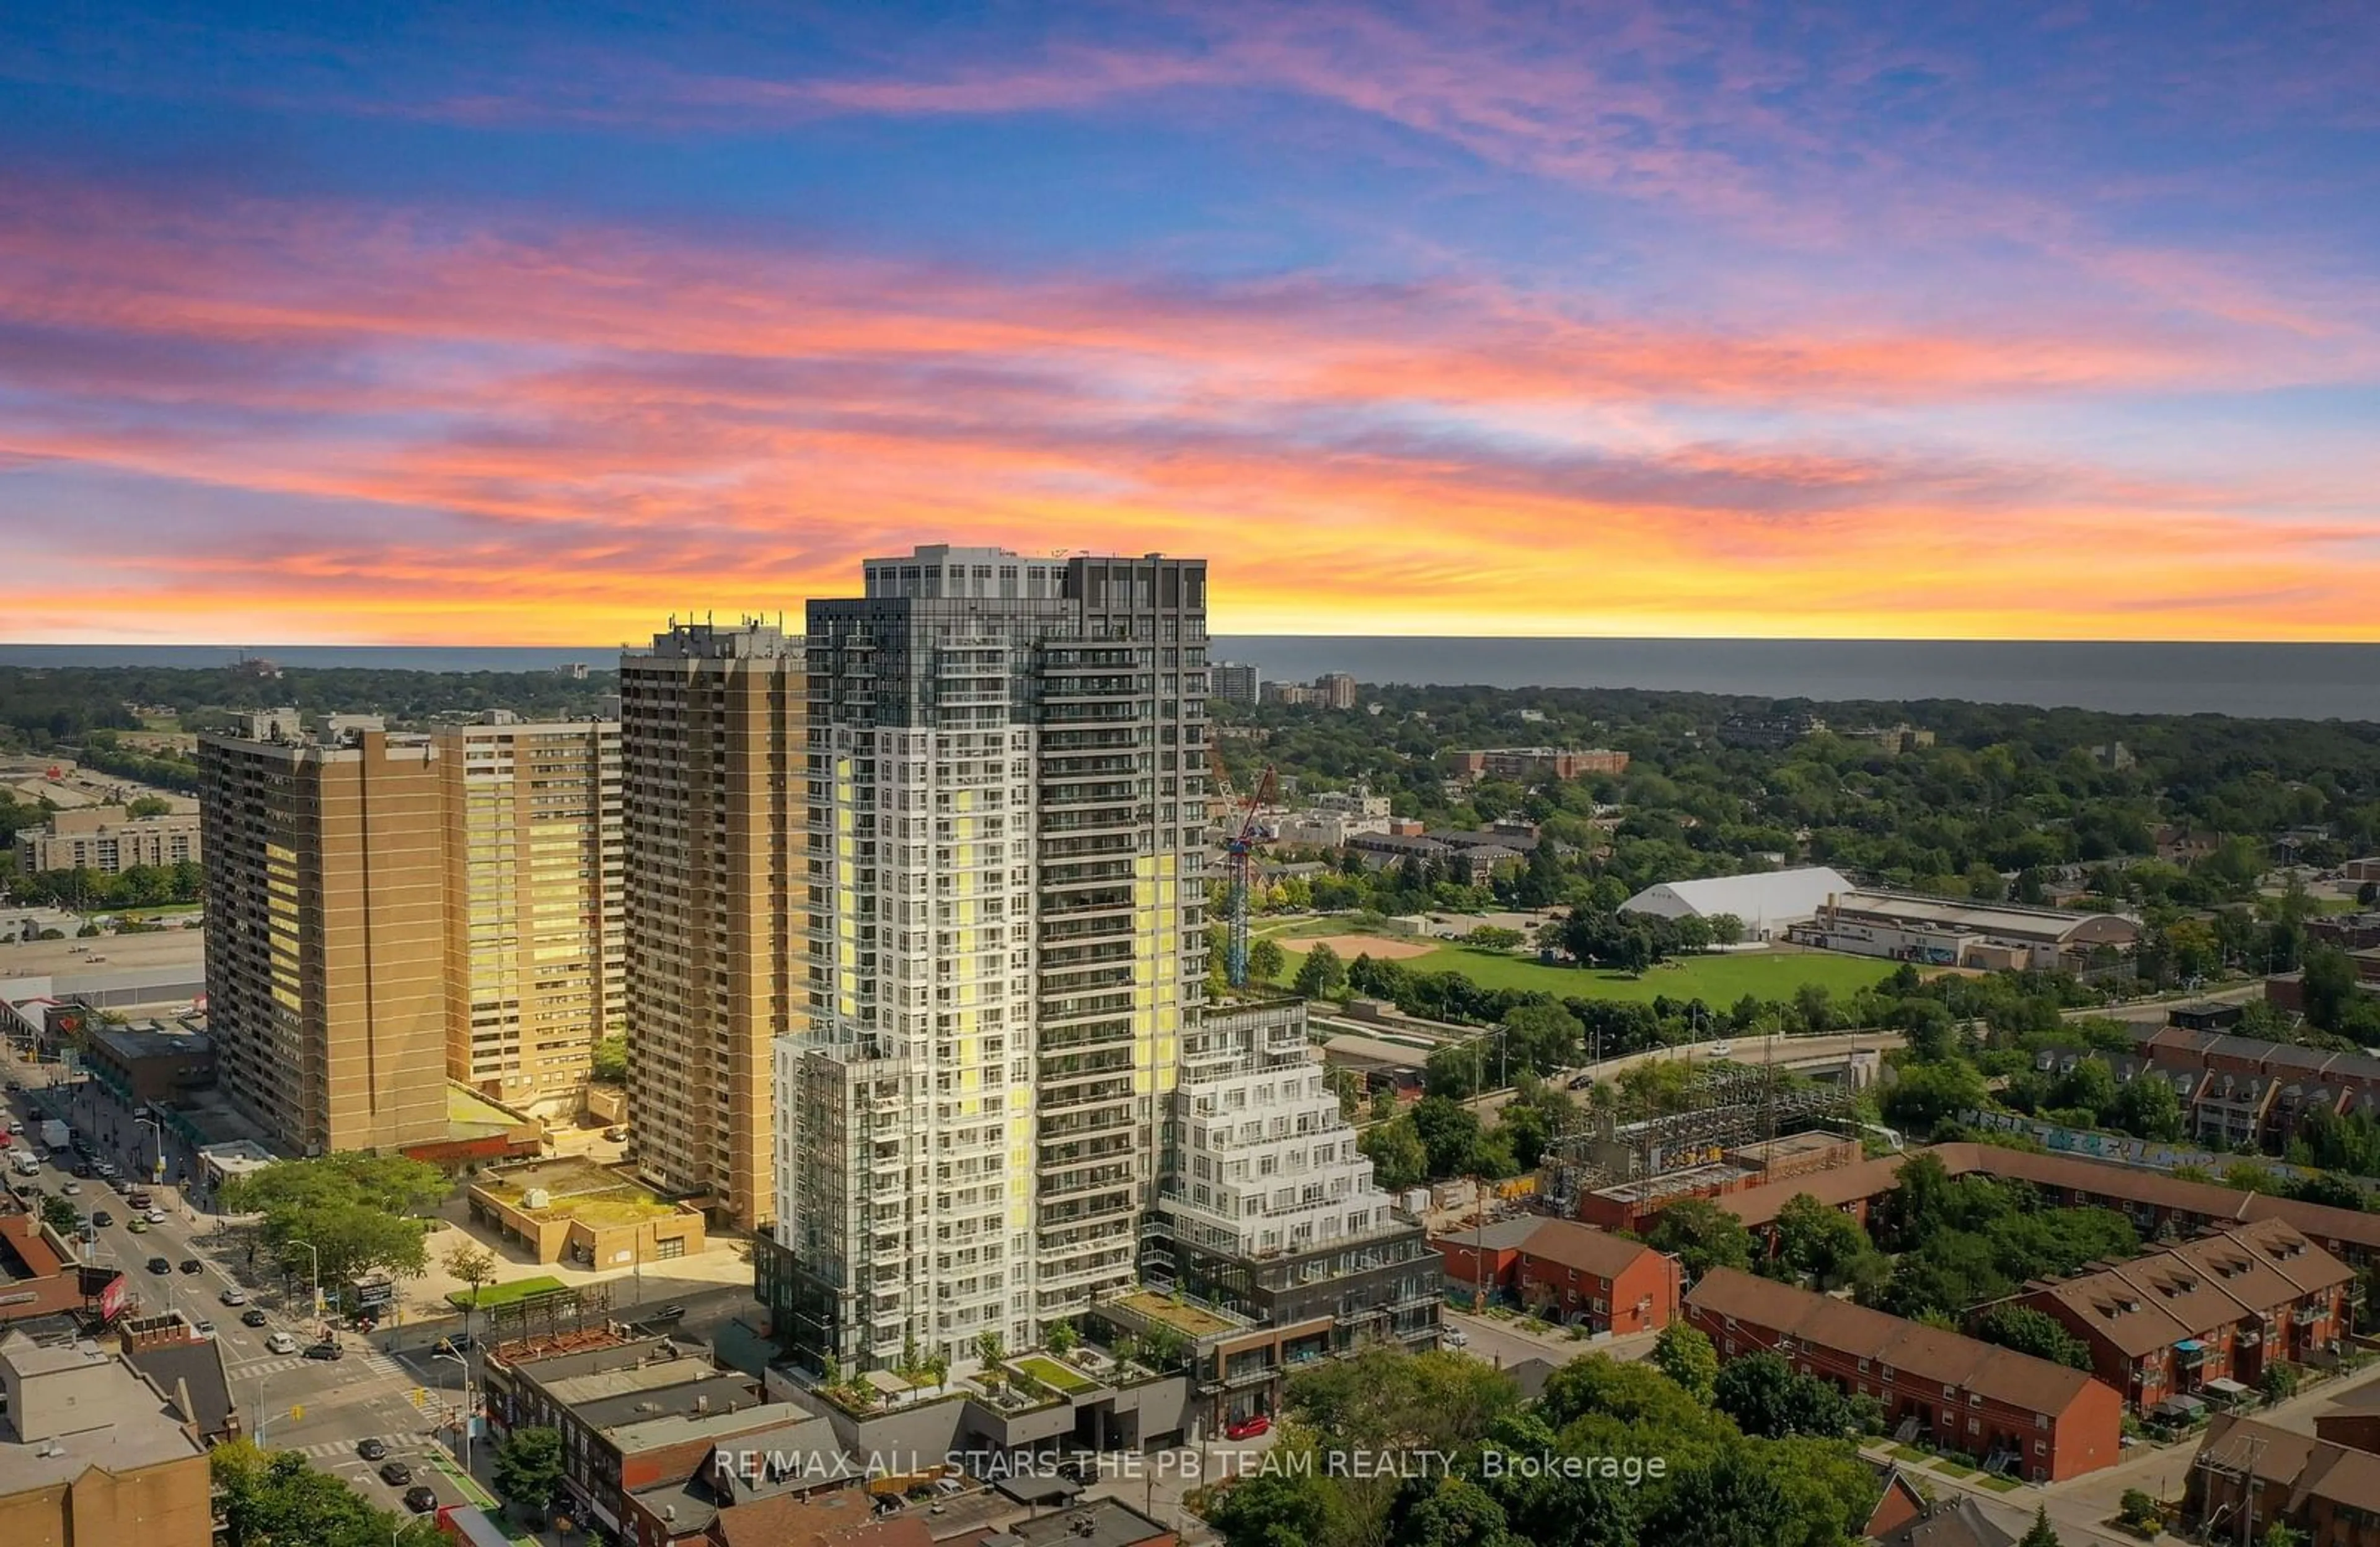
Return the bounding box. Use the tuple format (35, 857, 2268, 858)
(146, 1256, 172, 1274)
(379, 1461, 413, 1486)
(304, 1341, 345, 1361)
(265, 1331, 298, 1354)
(1443, 1328, 1469, 1348)
(178, 1258, 202, 1274)
(357, 1439, 389, 1461)
(220, 1287, 248, 1306)
(1225, 1414, 1271, 1440)
(603, 1126, 629, 1142)
(402, 1486, 437, 1514)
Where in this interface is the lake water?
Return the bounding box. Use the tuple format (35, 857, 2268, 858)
(3, 638, 2374, 721)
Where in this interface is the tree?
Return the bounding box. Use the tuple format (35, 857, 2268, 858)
(213, 1439, 444, 1547)
(1210, 1463, 1347, 1547)
(2019, 1505, 2062, 1547)
(1360, 1117, 1429, 1191)
(2110, 1073, 2186, 1142)
(588, 1034, 628, 1085)
(40, 1194, 78, 1235)
(1651, 1321, 1719, 1401)
(442, 1240, 498, 1333)
(923, 1351, 951, 1391)
(1879, 1060, 1987, 1137)
(1294, 942, 1348, 1000)
(1713, 1352, 1855, 1439)
(125, 795, 174, 818)
(491, 1426, 565, 1521)
(2118, 1489, 2160, 1531)
(1395, 1476, 1520, 1547)
(1502, 1000, 1584, 1073)
(1644, 1197, 1755, 1278)
(1708, 914, 1746, 946)
(1644, 1450, 1796, 1547)
(1248, 937, 1287, 984)
(1976, 1304, 2093, 1371)
(220, 1152, 447, 1294)
(1774, 1193, 1873, 1288)
(1046, 1318, 1078, 1356)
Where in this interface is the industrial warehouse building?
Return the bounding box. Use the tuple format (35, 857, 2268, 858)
(1685, 1269, 2125, 1481)
(1787, 890, 2140, 971)
(1618, 866, 1853, 939)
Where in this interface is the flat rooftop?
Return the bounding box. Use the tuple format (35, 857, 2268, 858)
(1731, 1132, 1851, 1162)
(447, 1084, 526, 1134)
(475, 1157, 677, 1225)
(607, 1398, 810, 1456)
(1593, 1163, 1755, 1205)
(985, 1499, 1173, 1547)
(1105, 1289, 1245, 1338)
(0, 1343, 205, 1494)
(86, 1021, 211, 1060)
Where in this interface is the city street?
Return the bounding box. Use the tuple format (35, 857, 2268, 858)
(1442, 1306, 1657, 1375)
(4, 1045, 771, 1530)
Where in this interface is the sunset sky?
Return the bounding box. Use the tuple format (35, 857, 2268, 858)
(2, 2, 2376, 644)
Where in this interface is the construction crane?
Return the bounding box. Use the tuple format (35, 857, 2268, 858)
(1220, 760, 1277, 989)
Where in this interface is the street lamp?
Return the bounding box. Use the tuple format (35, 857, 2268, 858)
(134, 1116, 163, 1184)
(434, 1348, 475, 1474)
(287, 1238, 322, 1318)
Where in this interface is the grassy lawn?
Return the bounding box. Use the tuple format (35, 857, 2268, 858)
(1927, 1458, 1980, 1476)
(1975, 1474, 2021, 1492)
(449, 1274, 568, 1311)
(1114, 1289, 1238, 1336)
(1013, 1355, 1097, 1395)
(1275, 938, 1897, 1005)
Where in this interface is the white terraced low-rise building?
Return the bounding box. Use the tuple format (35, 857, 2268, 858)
(1157, 997, 1395, 1263)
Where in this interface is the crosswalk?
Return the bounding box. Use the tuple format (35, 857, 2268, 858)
(227, 1347, 412, 1383)
(281, 1436, 417, 1463)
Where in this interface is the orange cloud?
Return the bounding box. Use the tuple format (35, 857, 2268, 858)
(1, 178, 2376, 645)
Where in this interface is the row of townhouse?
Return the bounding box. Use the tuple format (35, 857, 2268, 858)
(1683, 1269, 2124, 1481)
(1717, 1144, 2380, 1276)
(1429, 1216, 1681, 1334)
(2100, 1021, 2380, 1153)
(2009, 1219, 2354, 1415)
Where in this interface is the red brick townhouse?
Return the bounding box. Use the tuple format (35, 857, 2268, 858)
(1685, 1268, 2124, 1482)
(1717, 1144, 2380, 1275)
(1430, 1216, 1541, 1305)
(1429, 1216, 1681, 1334)
(2014, 1220, 2353, 1416)
(2184, 1413, 2380, 1546)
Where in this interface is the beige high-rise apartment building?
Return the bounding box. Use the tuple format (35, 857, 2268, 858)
(199, 711, 448, 1154)
(436, 715, 624, 1117)
(619, 621, 804, 1232)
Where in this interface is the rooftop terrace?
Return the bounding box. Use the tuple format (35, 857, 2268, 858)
(475, 1157, 677, 1226)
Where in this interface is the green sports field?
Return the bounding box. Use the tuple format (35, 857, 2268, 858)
(1274, 938, 1897, 1004)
